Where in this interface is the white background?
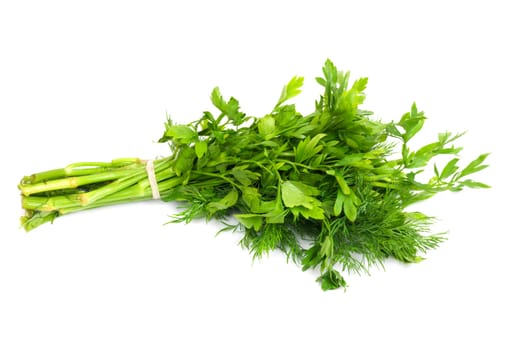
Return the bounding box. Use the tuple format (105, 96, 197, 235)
(1, 1, 505, 349)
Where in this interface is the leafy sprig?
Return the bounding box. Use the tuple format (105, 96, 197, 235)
(19, 59, 490, 290)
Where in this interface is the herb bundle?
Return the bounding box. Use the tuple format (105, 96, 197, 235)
(19, 60, 489, 290)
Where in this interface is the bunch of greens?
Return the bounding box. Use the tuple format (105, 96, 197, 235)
(19, 60, 489, 290)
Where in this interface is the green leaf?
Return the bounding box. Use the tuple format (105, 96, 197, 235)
(343, 196, 358, 222)
(281, 182, 308, 208)
(259, 140, 280, 147)
(265, 209, 286, 224)
(281, 181, 324, 220)
(276, 76, 304, 108)
(281, 181, 320, 208)
(440, 158, 460, 180)
(352, 77, 368, 92)
(322, 59, 338, 86)
(290, 205, 325, 220)
(295, 133, 326, 163)
(317, 270, 347, 291)
(460, 153, 490, 178)
(231, 167, 251, 186)
(398, 103, 426, 142)
(405, 256, 424, 263)
(210, 87, 228, 113)
(340, 77, 368, 109)
(210, 87, 245, 125)
(438, 131, 466, 144)
(206, 188, 239, 215)
(460, 179, 490, 189)
(333, 191, 345, 216)
(386, 122, 403, 138)
(315, 77, 326, 87)
(335, 154, 373, 169)
(302, 245, 322, 271)
(195, 141, 207, 159)
(408, 131, 464, 169)
(231, 167, 259, 187)
(224, 97, 244, 125)
(320, 235, 334, 258)
(326, 170, 352, 195)
(174, 146, 196, 176)
(235, 214, 264, 231)
(433, 163, 440, 178)
(335, 70, 350, 96)
(265, 198, 286, 224)
(258, 115, 276, 139)
(335, 173, 351, 195)
(413, 141, 438, 159)
(163, 125, 197, 144)
(240, 186, 261, 212)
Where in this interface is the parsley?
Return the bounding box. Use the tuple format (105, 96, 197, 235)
(19, 60, 490, 290)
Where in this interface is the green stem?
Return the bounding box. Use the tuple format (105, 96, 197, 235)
(19, 168, 141, 196)
(19, 155, 238, 231)
(59, 177, 186, 215)
(78, 158, 173, 205)
(20, 158, 145, 185)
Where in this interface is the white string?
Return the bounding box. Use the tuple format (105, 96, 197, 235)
(145, 160, 160, 200)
